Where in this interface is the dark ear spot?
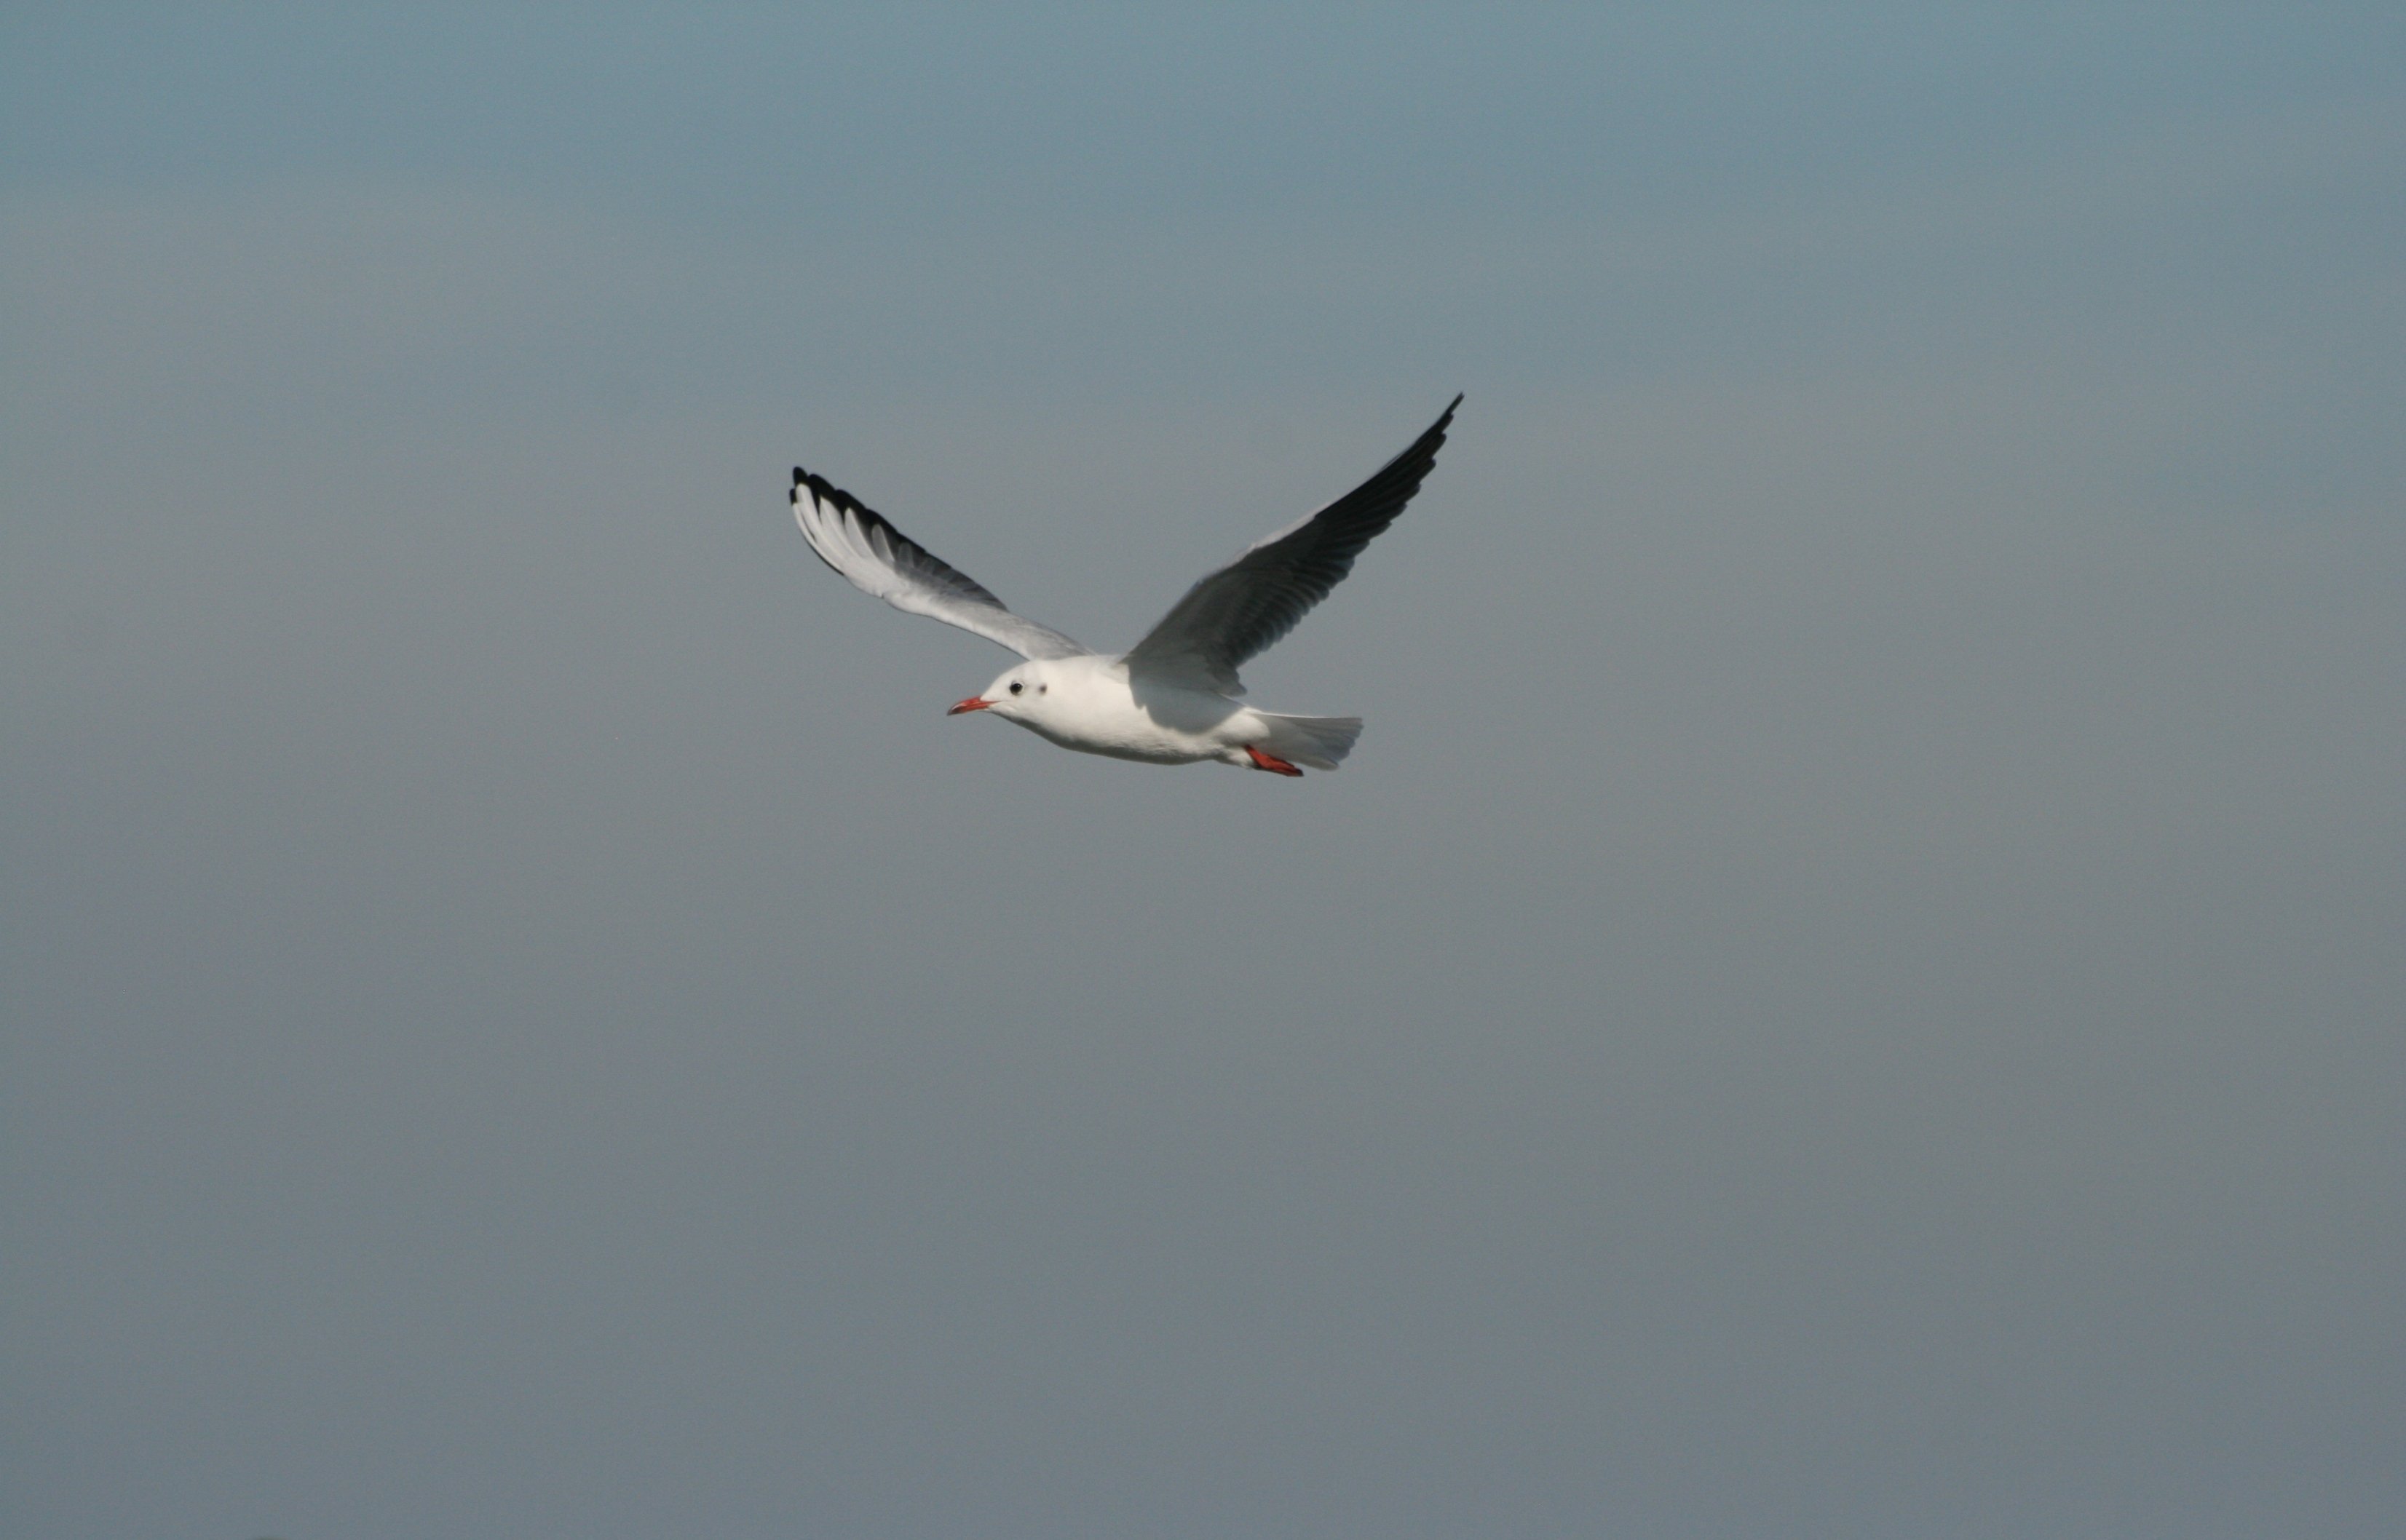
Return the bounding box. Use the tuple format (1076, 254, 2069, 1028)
(1039, 683, 1048, 694)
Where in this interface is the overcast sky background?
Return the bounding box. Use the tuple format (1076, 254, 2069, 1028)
(5, 7, 2403, 1537)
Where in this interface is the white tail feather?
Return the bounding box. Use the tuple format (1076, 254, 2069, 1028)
(1257, 714, 1363, 771)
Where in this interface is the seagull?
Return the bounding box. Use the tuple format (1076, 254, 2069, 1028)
(790, 395, 1460, 775)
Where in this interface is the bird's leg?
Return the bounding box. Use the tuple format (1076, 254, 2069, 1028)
(1245, 745, 1304, 777)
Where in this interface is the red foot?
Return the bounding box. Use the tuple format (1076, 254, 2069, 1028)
(1245, 745, 1304, 777)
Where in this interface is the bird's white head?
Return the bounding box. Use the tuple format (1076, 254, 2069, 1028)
(946, 660, 1059, 721)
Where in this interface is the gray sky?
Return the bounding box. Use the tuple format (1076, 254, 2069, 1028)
(5, 7, 2402, 1537)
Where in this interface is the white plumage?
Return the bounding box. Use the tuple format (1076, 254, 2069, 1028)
(789, 397, 1460, 775)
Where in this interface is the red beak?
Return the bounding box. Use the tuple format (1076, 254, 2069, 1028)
(946, 696, 992, 715)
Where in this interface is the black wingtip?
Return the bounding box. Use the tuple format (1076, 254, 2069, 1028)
(791, 467, 859, 517)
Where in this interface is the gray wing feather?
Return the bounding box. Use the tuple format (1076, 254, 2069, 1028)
(1124, 395, 1460, 694)
(791, 468, 1087, 661)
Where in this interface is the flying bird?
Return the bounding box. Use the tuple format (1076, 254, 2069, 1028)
(789, 395, 1460, 775)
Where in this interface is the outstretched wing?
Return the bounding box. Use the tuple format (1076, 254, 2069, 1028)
(791, 468, 1087, 661)
(1123, 395, 1460, 694)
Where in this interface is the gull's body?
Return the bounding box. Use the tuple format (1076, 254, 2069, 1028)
(951, 653, 1369, 774)
(790, 397, 1460, 775)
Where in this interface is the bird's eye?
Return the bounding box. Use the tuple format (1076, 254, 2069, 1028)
(1009, 681, 1024, 694)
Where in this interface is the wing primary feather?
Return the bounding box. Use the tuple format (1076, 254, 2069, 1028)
(791, 468, 852, 578)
